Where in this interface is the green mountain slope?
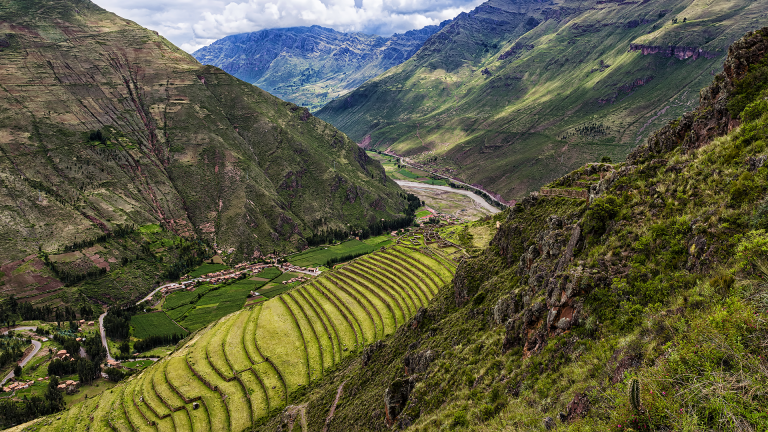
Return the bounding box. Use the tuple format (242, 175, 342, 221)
(193, 25, 443, 112)
(0, 0, 407, 270)
(317, 0, 768, 200)
(238, 27, 768, 431)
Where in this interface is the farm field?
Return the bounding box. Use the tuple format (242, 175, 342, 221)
(177, 279, 262, 331)
(162, 271, 280, 332)
(288, 237, 392, 267)
(32, 240, 459, 430)
(130, 312, 188, 339)
(367, 151, 448, 185)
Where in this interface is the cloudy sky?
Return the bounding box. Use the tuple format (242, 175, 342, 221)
(91, 0, 485, 53)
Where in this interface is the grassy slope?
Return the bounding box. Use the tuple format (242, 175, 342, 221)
(318, 0, 768, 200)
(0, 0, 407, 273)
(240, 28, 768, 431)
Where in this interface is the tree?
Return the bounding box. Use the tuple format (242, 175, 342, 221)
(13, 365, 21, 378)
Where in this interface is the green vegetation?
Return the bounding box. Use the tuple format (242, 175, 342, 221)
(122, 359, 155, 369)
(253, 267, 283, 280)
(24, 241, 457, 430)
(289, 238, 393, 267)
(130, 312, 188, 339)
(187, 263, 229, 278)
(177, 280, 261, 331)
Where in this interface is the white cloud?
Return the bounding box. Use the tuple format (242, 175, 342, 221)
(90, 0, 484, 53)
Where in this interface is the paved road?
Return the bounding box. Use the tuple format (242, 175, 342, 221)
(137, 282, 177, 305)
(98, 311, 114, 362)
(395, 181, 502, 214)
(1, 327, 42, 386)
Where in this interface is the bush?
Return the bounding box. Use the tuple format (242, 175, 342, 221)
(451, 409, 469, 428)
(583, 196, 620, 236)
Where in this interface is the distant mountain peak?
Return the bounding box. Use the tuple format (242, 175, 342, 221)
(193, 24, 445, 111)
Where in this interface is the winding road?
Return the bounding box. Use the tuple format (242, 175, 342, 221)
(98, 311, 114, 362)
(1, 326, 42, 386)
(395, 180, 502, 214)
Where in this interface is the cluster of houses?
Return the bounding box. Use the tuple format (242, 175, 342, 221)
(2, 380, 34, 393)
(279, 263, 321, 276)
(161, 280, 198, 295)
(280, 275, 309, 285)
(54, 349, 75, 361)
(56, 379, 80, 394)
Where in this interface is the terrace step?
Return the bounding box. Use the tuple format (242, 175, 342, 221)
(299, 287, 344, 364)
(367, 254, 436, 298)
(345, 263, 419, 316)
(355, 259, 429, 308)
(256, 299, 309, 393)
(238, 368, 269, 419)
(282, 294, 325, 381)
(316, 276, 376, 345)
(288, 290, 335, 371)
(308, 282, 362, 351)
(225, 309, 254, 372)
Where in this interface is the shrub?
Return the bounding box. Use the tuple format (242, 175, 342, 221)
(583, 196, 620, 236)
(451, 409, 469, 428)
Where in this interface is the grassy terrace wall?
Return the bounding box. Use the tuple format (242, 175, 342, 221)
(25, 246, 455, 431)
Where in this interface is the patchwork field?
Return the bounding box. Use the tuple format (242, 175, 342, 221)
(130, 312, 188, 339)
(30, 244, 457, 431)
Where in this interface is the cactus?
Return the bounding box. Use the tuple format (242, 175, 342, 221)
(628, 378, 641, 412)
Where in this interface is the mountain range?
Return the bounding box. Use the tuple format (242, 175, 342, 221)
(193, 25, 445, 112)
(317, 0, 768, 200)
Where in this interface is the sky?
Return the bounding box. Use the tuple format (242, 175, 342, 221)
(91, 0, 485, 53)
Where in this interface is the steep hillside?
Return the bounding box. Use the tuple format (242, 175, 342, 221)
(0, 0, 407, 277)
(193, 25, 444, 112)
(234, 28, 768, 431)
(318, 0, 768, 200)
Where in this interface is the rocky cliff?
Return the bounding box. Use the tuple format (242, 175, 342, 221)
(193, 25, 445, 112)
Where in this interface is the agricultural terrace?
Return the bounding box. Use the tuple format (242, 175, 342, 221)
(34, 244, 458, 431)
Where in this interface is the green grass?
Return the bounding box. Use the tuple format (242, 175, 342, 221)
(122, 359, 155, 369)
(163, 285, 215, 310)
(415, 210, 432, 218)
(188, 263, 229, 278)
(130, 312, 188, 339)
(253, 267, 282, 280)
(271, 271, 303, 284)
(288, 239, 379, 267)
(259, 283, 301, 299)
(167, 280, 258, 330)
